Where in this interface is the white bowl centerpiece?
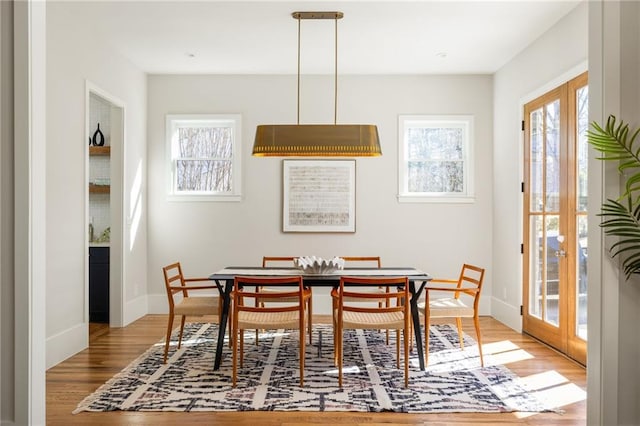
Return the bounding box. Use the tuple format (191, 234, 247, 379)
(294, 256, 345, 275)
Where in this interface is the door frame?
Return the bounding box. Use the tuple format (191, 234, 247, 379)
(85, 81, 125, 327)
(519, 68, 588, 365)
(522, 83, 570, 353)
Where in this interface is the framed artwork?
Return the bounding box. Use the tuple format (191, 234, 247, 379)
(283, 160, 356, 233)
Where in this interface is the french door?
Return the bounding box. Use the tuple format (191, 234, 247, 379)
(522, 72, 588, 365)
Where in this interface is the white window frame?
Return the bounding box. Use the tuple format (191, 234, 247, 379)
(166, 114, 242, 202)
(398, 114, 474, 203)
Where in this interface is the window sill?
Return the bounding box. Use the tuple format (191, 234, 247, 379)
(167, 194, 243, 202)
(397, 194, 475, 204)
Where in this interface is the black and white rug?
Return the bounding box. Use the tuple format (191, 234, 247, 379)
(74, 323, 559, 413)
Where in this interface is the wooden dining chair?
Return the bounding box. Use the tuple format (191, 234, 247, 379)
(340, 256, 381, 268)
(418, 264, 486, 367)
(341, 257, 386, 305)
(232, 275, 307, 387)
(162, 262, 223, 363)
(262, 256, 298, 266)
(256, 256, 313, 345)
(335, 276, 411, 388)
(331, 256, 392, 343)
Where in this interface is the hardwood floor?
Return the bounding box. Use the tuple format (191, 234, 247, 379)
(46, 315, 586, 425)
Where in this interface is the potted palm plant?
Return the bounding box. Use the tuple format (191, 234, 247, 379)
(587, 115, 640, 279)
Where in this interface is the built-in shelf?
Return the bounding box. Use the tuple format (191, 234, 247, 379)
(89, 183, 110, 194)
(89, 146, 111, 156)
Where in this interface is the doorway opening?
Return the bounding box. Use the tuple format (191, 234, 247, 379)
(86, 83, 124, 328)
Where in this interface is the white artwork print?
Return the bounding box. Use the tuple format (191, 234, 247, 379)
(283, 160, 356, 232)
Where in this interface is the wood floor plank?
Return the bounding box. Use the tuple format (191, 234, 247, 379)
(46, 315, 586, 425)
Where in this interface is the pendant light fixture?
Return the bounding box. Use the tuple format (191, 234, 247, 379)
(252, 11, 382, 157)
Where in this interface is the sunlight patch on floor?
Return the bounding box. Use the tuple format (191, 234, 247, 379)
(520, 370, 569, 389)
(481, 340, 534, 366)
(513, 370, 586, 418)
(534, 382, 586, 405)
(156, 336, 215, 348)
(521, 370, 586, 405)
(486, 348, 534, 366)
(328, 365, 361, 375)
(483, 339, 521, 354)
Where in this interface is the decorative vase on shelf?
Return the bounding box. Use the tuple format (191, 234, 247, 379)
(92, 123, 105, 146)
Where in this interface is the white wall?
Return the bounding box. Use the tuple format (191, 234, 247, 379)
(45, 3, 148, 368)
(616, 4, 640, 422)
(588, 2, 640, 424)
(492, 2, 587, 331)
(146, 74, 494, 314)
(0, 1, 14, 422)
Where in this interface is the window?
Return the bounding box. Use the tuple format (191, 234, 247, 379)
(166, 114, 241, 201)
(398, 115, 474, 203)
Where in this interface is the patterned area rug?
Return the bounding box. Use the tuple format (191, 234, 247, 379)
(74, 323, 558, 413)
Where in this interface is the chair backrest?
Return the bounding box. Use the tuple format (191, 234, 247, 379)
(162, 262, 187, 309)
(454, 264, 486, 308)
(338, 276, 408, 314)
(234, 276, 305, 313)
(340, 256, 381, 268)
(262, 256, 297, 267)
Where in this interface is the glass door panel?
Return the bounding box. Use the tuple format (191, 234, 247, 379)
(529, 216, 543, 319)
(544, 215, 560, 326)
(566, 76, 589, 364)
(576, 215, 588, 340)
(545, 100, 561, 213)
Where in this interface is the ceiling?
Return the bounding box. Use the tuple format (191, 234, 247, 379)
(56, 0, 581, 75)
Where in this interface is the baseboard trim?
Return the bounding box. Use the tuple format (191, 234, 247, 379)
(490, 296, 522, 332)
(123, 295, 150, 327)
(45, 322, 88, 369)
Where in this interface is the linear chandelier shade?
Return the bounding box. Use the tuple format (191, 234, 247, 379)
(251, 11, 382, 157)
(253, 124, 381, 157)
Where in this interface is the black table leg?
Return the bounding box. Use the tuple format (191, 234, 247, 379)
(214, 279, 232, 370)
(410, 280, 427, 371)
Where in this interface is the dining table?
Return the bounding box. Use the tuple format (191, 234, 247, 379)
(208, 266, 432, 371)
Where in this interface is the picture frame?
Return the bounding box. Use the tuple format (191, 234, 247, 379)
(283, 159, 356, 233)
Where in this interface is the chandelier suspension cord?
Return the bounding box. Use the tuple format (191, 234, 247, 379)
(334, 15, 338, 125)
(297, 15, 301, 125)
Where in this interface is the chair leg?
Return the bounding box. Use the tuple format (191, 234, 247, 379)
(300, 319, 306, 387)
(424, 313, 431, 367)
(332, 297, 338, 366)
(385, 295, 390, 345)
(395, 329, 400, 368)
(456, 317, 464, 349)
(307, 295, 313, 345)
(381, 287, 392, 345)
(337, 322, 343, 387)
(474, 315, 484, 367)
(163, 314, 175, 364)
(240, 328, 245, 368)
(177, 315, 186, 349)
(403, 327, 409, 388)
(232, 322, 238, 387)
(228, 310, 233, 348)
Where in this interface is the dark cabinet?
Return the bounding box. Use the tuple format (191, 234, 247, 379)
(89, 246, 109, 323)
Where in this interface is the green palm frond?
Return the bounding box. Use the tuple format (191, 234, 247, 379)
(587, 115, 640, 201)
(588, 115, 640, 280)
(598, 197, 640, 279)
